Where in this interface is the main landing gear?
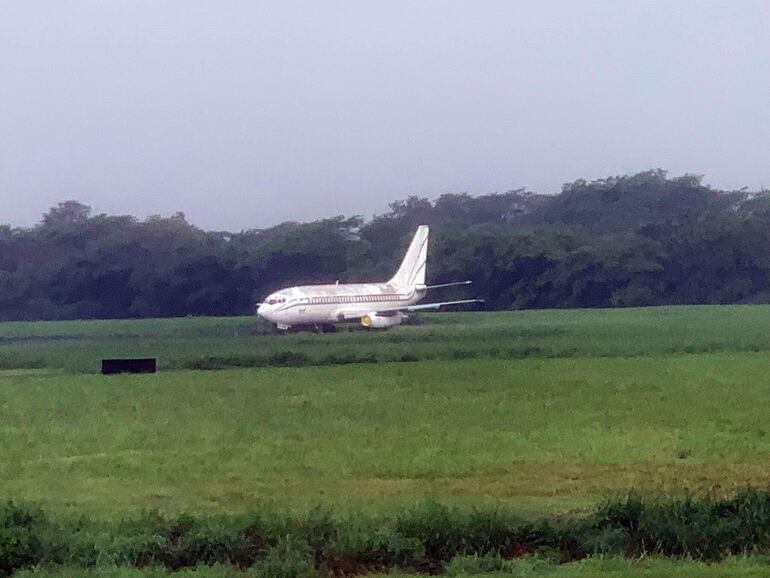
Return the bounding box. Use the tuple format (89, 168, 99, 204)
(276, 324, 337, 334)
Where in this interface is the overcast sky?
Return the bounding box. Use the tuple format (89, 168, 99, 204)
(1, 1, 768, 230)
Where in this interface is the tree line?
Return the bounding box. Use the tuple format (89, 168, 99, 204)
(2, 169, 770, 321)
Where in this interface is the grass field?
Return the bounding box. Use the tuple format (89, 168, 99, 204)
(1, 305, 770, 516)
(4, 304, 770, 373)
(11, 557, 770, 577)
(2, 352, 770, 517)
(2, 306, 770, 574)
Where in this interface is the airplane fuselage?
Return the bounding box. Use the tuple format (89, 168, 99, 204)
(257, 282, 426, 328)
(256, 225, 480, 330)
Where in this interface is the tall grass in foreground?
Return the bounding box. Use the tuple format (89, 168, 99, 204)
(12, 557, 770, 577)
(3, 490, 770, 576)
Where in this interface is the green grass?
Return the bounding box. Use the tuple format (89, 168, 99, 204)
(1, 333, 770, 515)
(1, 306, 770, 516)
(2, 307, 770, 574)
(4, 305, 770, 373)
(414, 556, 770, 577)
(11, 557, 770, 577)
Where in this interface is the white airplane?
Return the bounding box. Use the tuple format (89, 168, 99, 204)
(256, 225, 482, 331)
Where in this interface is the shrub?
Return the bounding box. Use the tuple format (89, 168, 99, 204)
(590, 490, 770, 561)
(250, 536, 319, 578)
(0, 502, 47, 575)
(3, 491, 770, 575)
(321, 515, 422, 574)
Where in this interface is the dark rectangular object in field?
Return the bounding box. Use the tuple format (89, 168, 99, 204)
(101, 358, 157, 375)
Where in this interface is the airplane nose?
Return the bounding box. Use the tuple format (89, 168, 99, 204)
(257, 303, 277, 322)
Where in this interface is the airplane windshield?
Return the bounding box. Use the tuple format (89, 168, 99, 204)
(266, 297, 287, 305)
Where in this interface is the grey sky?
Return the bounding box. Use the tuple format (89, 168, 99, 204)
(1, 1, 768, 230)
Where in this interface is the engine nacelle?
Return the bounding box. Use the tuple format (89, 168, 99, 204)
(360, 312, 404, 329)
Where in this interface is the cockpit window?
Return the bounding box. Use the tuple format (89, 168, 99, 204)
(266, 297, 287, 305)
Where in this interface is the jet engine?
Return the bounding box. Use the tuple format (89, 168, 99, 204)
(360, 312, 404, 328)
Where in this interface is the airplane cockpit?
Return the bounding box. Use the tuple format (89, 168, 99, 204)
(263, 295, 287, 306)
(257, 290, 294, 315)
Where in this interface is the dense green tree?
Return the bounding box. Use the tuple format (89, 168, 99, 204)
(1, 173, 769, 320)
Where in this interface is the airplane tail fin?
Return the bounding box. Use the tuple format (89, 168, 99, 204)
(389, 225, 428, 287)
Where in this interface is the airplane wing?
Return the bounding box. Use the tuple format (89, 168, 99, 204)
(334, 299, 483, 320)
(380, 299, 484, 313)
